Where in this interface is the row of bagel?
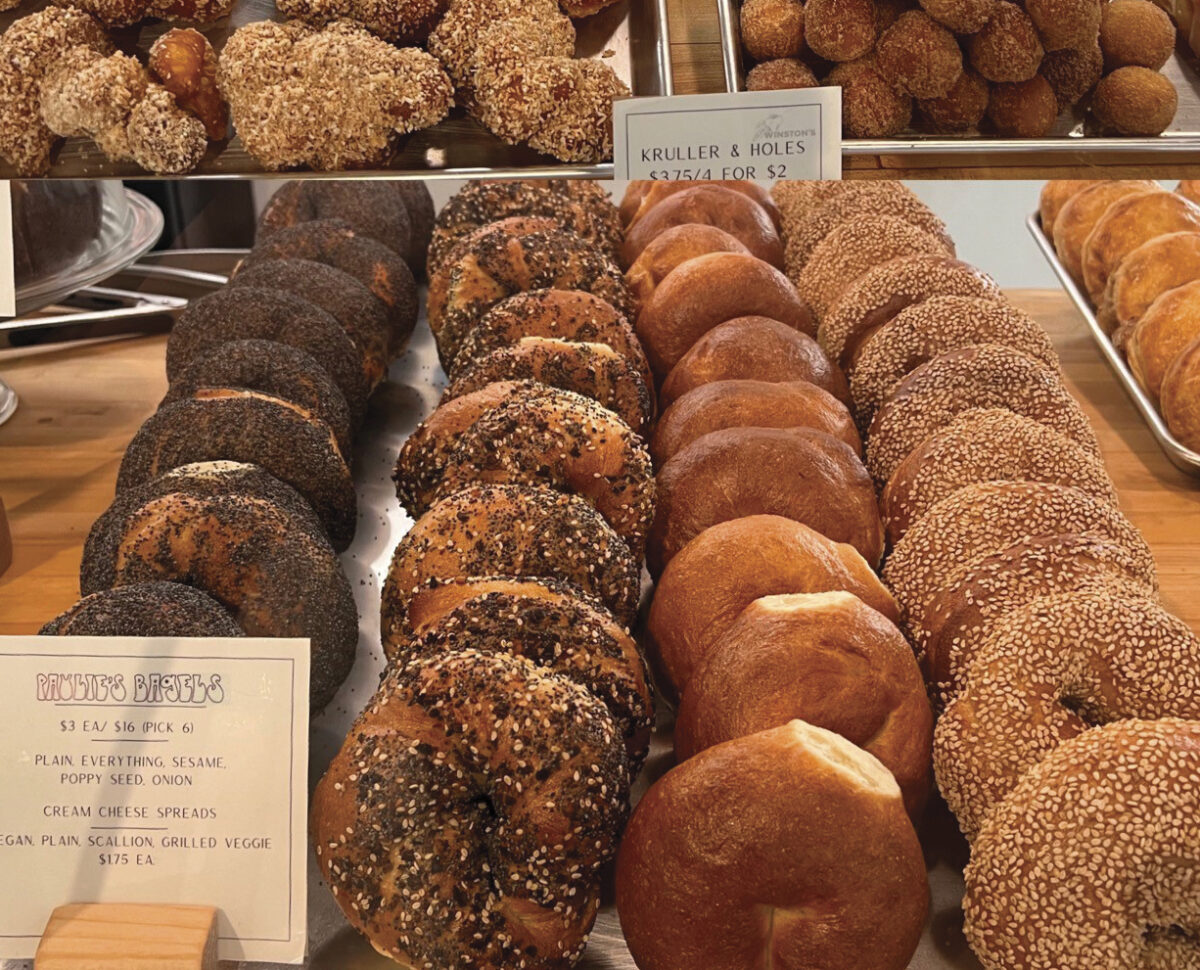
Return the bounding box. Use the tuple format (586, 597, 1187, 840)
(41, 180, 429, 712)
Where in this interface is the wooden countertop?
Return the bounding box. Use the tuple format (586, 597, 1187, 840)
(1, 287, 1198, 635)
(664, 0, 1200, 180)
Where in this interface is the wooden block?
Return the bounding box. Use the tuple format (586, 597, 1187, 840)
(0, 496, 11, 579)
(35, 903, 219, 970)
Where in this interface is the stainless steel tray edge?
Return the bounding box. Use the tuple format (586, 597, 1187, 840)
(1026, 211, 1200, 477)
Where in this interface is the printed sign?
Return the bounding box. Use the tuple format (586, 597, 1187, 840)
(0, 636, 309, 964)
(614, 88, 843, 182)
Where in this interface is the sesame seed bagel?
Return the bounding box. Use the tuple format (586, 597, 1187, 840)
(935, 589, 1200, 841)
(880, 409, 1119, 545)
(430, 220, 632, 370)
(819, 255, 1003, 370)
(391, 588, 653, 769)
(651, 379, 861, 466)
(963, 718, 1200, 970)
(81, 485, 357, 711)
(795, 215, 955, 324)
(848, 296, 1059, 427)
(381, 485, 641, 639)
(161, 338, 353, 458)
(118, 390, 356, 551)
(240, 218, 418, 356)
(41, 582, 244, 638)
(922, 534, 1160, 698)
(635, 253, 816, 380)
(228, 258, 393, 388)
(660, 316, 849, 408)
(649, 426, 884, 577)
(165, 285, 370, 427)
(675, 591, 933, 820)
(311, 648, 630, 970)
(426, 179, 621, 279)
(882, 481, 1154, 639)
(450, 289, 651, 396)
(443, 338, 652, 435)
(866, 344, 1100, 486)
(434, 386, 655, 557)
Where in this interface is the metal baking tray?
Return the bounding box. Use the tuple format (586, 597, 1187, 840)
(0, 0, 672, 180)
(1027, 211, 1200, 477)
(717, 0, 1200, 165)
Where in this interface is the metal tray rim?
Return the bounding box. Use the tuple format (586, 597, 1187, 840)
(1025, 211, 1200, 478)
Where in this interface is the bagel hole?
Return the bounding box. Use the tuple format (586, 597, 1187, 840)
(783, 720, 899, 799)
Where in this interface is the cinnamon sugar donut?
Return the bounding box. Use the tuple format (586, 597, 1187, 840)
(968, 4, 1044, 82)
(42, 583, 243, 638)
(876, 10, 963, 100)
(917, 68, 990, 132)
(991, 75, 1059, 139)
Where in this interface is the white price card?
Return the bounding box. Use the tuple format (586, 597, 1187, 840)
(613, 88, 842, 182)
(0, 636, 309, 964)
(0, 182, 13, 318)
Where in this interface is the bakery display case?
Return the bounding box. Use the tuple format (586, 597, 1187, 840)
(2, 178, 1200, 970)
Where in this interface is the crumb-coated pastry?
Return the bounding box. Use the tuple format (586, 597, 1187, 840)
(827, 56, 914, 137)
(876, 10, 963, 99)
(1099, 0, 1176, 70)
(919, 0, 993, 33)
(848, 296, 1057, 425)
(431, 221, 631, 370)
(648, 426, 883, 577)
(1128, 280, 1200, 399)
(881, 481, 1153, 635)
(1082, 191, 1200, 303)
(241, 219, 418, 355)
(1025, 0, 1101, 52)
(1051, 180, 1162, 286)
(82, 480, 357, 710)
(312, 649, 629, 970)
(256, 180, 412, 270)
(451, 289, 650, 393)
(647, 516, 898, 702)
(783, 184, 950, 280)
(165, 286, 369, 427)
(804, 0, 879, 62)
(922, 533, 1158, 694)
(435, 387, 655, 556)
(1039, 43, 1104, 109)
(986, 76, 1059, 137)
(228, 259, 392, 387)
(625, 225, 750, 308)
(621, 180, 782, 232)
(41, 582, 243, 638)
(746, 58, 820, 90)
(119, 391, 355, 550)
(661, 316, 850, 407)
(1162, 337, 1200, 452)
(675, 591, 932, 819)
(1100, 232, 1200, 335)
(616, 720, 927, 970)
(444, 338, 651, 434)
(796, 215, 954, 323)
(620, 185, 784, 270)
(740, 0, 805, 60)
(380, 484, 641, 638)
(149, 28, 227, 143)
(1038, 180, 1102, 236)
(217, 19, 453, 171)
(427, 181, 620, 279)
(0, 7, 113, 176)
(936, 590, 1200, 840)
(866, 344, 1101, 485)
(819, 255, 1002, 369)
(968, 5, 1044, 83)
(1091, 65, 1179, 136)
(651, 380, 860, 465)
(275, 0, 447, 45)
(880, 408, 1118, 544)
(162, 339, 353, 457)
(917, 68, 990, 132)
(390, 589, 653, 767)
(963, 718, 1200, 970)
(636, 253, 815, 379)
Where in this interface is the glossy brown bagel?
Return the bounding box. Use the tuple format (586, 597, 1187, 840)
(1051, 180, 1161, 287)
(620, 180, 781, 231)
(41, 582, 244, 638)
(624, 224, 750, 308)
(648, 426, 884, 577)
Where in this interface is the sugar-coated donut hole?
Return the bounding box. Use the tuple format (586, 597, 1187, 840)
(740, 0, 805, 61)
